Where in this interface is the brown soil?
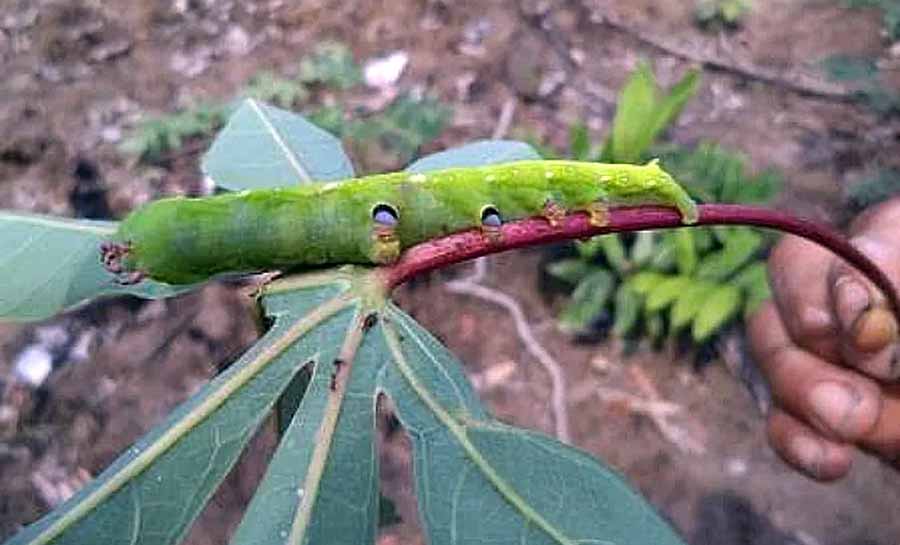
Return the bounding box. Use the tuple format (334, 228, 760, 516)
(2, 1, 899, 544)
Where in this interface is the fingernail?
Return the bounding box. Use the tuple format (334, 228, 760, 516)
(853, 308, 898, 353)
(808, 381, 860, 436)
(789, 435, 825, 478)
(833, 276, 870, 333)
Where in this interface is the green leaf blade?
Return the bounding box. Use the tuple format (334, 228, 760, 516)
(406, 139, 541, 172)
(379, 305, 685, 544)
(232, 296, 382, 545)
(670, 280, 718, 331)
(610, 62, 658, 163)
(558, 269, 615, 333)
(6, 276, 354, 545)
(692, 284, 742, 341)
(645, 276, 692, 312)
(202, 99, 355, 190)
(0, 212, 190, 322)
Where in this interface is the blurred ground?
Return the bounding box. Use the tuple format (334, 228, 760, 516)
(1, 1, 900, 544)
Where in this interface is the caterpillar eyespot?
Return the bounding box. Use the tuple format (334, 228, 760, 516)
(103, 160, 698, 284)
(372, 203, 399, 228)
(480, 205, 502, 228)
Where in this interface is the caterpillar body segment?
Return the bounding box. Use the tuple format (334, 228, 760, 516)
(105, 160, 697, 284)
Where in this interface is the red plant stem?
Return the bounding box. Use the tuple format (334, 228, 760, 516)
(383, 204, 900, 324)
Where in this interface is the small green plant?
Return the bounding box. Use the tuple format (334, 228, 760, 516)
(121, 42, 449, 167)
(820, 2, 900, 114)
(820, 53, 900, 114)
(242, 71, 310, 108)
(297, 41, 363, 89)
(546, 64, 780, 345)
(118, 103, 230, 163)
(694, 0, 752, 29)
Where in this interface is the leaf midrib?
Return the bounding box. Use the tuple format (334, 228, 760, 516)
(382, 311, 577, 545)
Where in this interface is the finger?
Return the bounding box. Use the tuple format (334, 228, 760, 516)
(767, 235, 841, 361)
(829, 234, 900, 380)
(767, 409, 854, 481)
(748, 301, 882, 441)
(859, 382, 900, 466)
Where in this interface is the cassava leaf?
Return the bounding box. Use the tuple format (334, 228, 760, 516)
(5, 272, 355, 545)
(733, 262, 772, 317)
(692, 228, 714, 252)
(613, 286, 642, 336)
(0, 212, 190, 322)
(732, 261, 768, 291)
(545, 258, 592, 284)
(673, 229, 697, 275)
(202, 98, 355, 190)
(692, 284, 742, 341)
(378, 306, 686, 545)
(670, 280, 718, 331)
(406, 139, 540, 172)
(646, 68, 701, 143)
(697, 228, 762, 281)
(626, 271, 667, 296)
(645, 311, 664, 342)
(558, 269, 615, 333)
(575, 237, 603, 260)
(650, 234, 676, 271)
(645, 275, 692, 312)
(569, 123, 592, 161)
(7, 264, 688, 545)
(607, 62, 657, 163)
(599, 234, 630, 273)
(630, 231, 657, 266)
(604, 63, 700, 164)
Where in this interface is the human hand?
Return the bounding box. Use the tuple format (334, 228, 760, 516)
(748, 198, 900, 480)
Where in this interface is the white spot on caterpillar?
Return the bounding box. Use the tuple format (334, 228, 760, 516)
(408, 173, 427, 183)
(600, 174, 613, 183)
(237, 190, 251, 197)
(321, 182, 341, 191)
(485, 174, 496, 182)
(545, 171, 554, 179)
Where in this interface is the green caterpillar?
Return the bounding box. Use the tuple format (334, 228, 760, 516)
(101, 159, 697, 284)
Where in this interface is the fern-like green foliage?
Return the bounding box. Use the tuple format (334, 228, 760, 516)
(820, 4, 900, 115)
(120, 42, 450, 167)
(118, 104, 230, 163)
(694, 0, 752, 29)
(242, 71, 310, 108)
(349, 94, 452, 161)
(546, 63, 779, 347)
(820, 52, 900, 114)
(297, 41, 363, 89)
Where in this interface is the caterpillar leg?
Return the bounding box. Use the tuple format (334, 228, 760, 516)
(586, 202, 609, 227)
(541, 200, 566, 227)
(371, 234, 400, 265)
